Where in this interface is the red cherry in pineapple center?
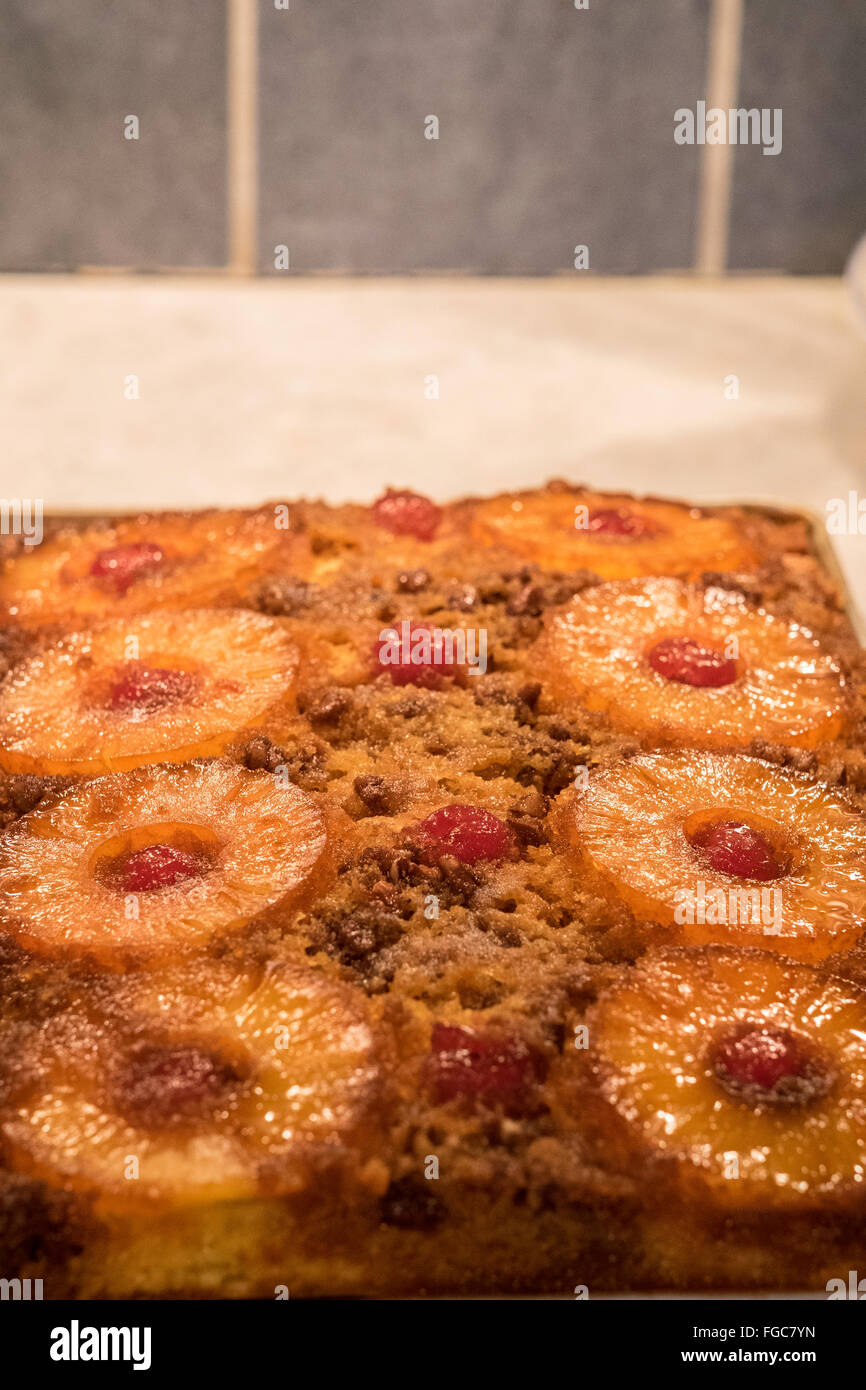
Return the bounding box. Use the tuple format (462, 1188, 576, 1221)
(412, 803, 514, 864)
(648, 635, 737, 687)
(111, 843, 205, 893)
(427, 1023, 544, 1105)
(372, 490, 442, 541)
(116, 1042, 242, 1128)
(107, 663, 197, 711)
(584, 507, 659, 540)
(688, 819, 783, 881)
(709, 1024, 830, 1106)
(90, 541, 165, 594)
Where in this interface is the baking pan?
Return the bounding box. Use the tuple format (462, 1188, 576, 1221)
(21, 496, 863, 1302)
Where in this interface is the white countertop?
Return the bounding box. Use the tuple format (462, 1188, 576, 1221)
(1, 274, 864, 594)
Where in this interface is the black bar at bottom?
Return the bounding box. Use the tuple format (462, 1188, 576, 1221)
(0, 1294, 858, 1376)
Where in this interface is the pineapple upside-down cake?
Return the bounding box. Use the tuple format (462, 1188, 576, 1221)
(1, 481, 866, 1297)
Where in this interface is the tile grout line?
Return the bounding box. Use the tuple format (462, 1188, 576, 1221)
(227, 0, 259, 275)
(695, 0, 745, 275)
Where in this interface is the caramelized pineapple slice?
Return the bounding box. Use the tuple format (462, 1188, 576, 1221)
(0, 761, 329, 964)
(0, 609, 297, 775)
(561, 751, 866, 962)
(563, 945, 866, 1206)
(2, 957, 388, 1206)
(0, 507, 293, 627)
(539, 577, 846, 749)
(470, 489, 757, 580)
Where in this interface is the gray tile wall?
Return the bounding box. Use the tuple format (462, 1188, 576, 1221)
(0, 0, 862, 274)
(729, 0, 866, 273)
(258, 0, 707, 273)
(0, 0, 226, 269)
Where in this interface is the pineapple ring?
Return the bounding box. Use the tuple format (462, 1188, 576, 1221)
(0, 507, 293, 627)
(0, 609, 298, 775)
(470, 490, 757, 580)
(0, 762, 330, 964)
(1, 956, 388, 1206)
(539, 577, 846, 749)
(562, 752, 866, 963)
(566, 945, 866, 1206)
